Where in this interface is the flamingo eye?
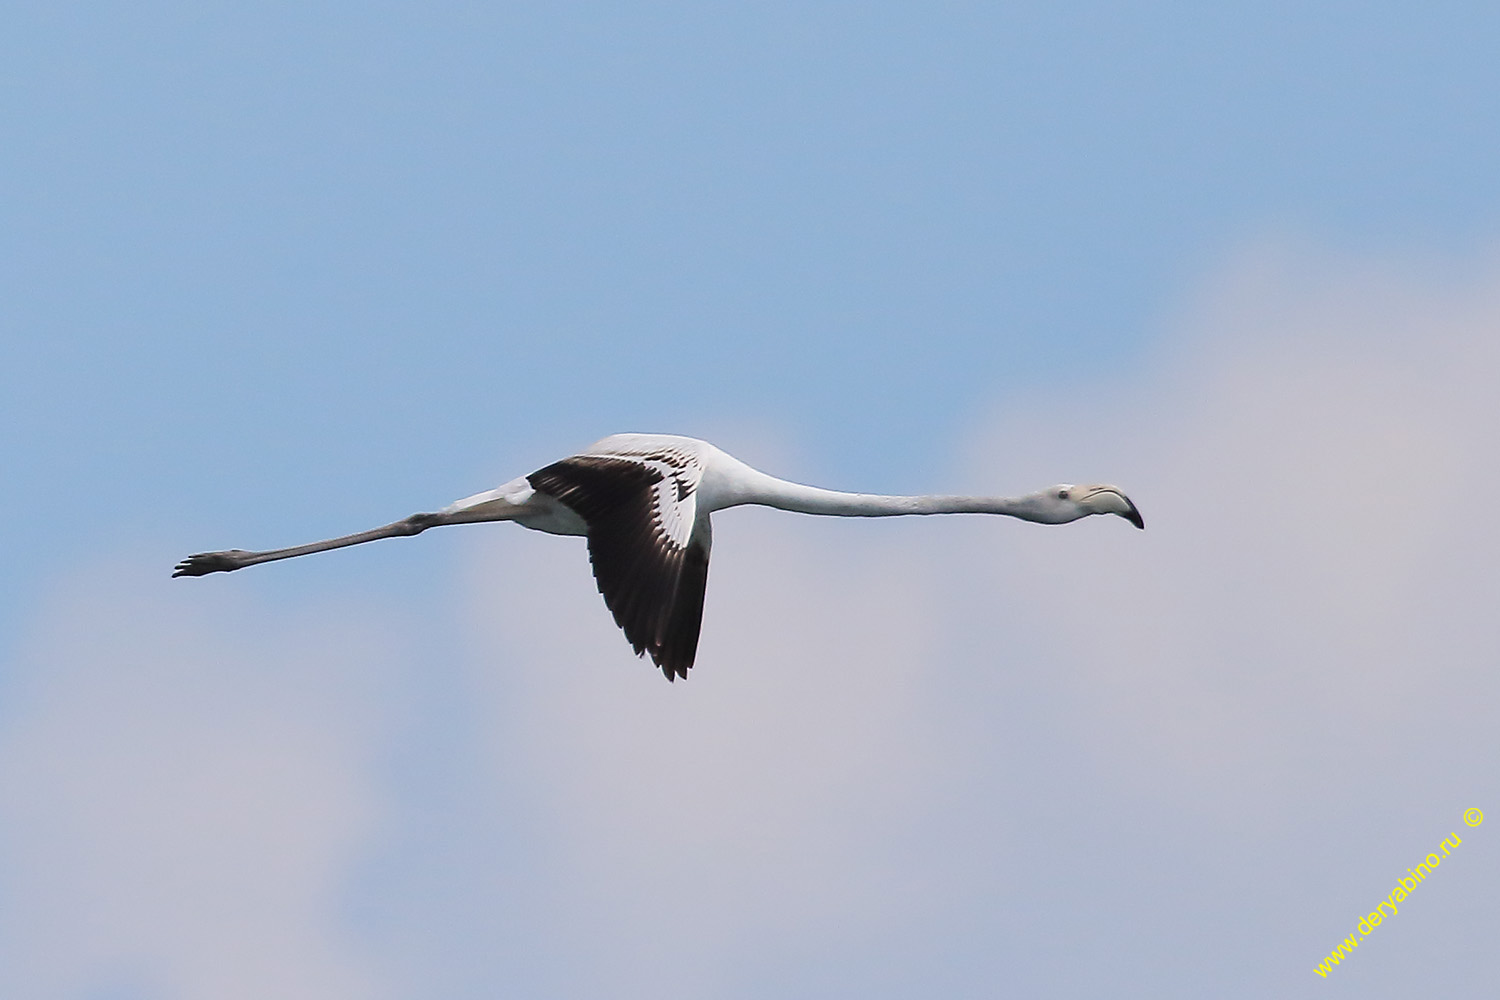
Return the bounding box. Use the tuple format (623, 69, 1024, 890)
(1056, 488, 1070, 500)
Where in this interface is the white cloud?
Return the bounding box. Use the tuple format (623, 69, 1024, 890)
(960, 244, 1500, 802)
(0, 565, 395, 1000)
(3, 242, 1497, 999)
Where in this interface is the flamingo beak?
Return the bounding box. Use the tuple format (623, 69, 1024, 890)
(1084, 486, 1144, 529)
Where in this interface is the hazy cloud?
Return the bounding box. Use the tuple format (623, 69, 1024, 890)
(0, 567, 397, 1000)
(2, 243, 1496, 998)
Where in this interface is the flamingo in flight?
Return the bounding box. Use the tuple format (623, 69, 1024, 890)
(175, 434, 1143, 680)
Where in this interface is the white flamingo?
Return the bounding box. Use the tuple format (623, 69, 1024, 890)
(175, 433, 1143, 679)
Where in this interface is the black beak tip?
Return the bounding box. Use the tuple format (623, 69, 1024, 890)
(1125, 505, 1144, 530)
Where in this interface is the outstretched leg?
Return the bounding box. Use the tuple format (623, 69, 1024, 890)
(173, 512, 443, 577)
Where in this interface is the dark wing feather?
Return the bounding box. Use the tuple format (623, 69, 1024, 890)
(527, 456, 709, 680)
(658, 533, 710, 679)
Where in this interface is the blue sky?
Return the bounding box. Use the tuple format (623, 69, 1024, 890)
(3, 4, 1498, 998)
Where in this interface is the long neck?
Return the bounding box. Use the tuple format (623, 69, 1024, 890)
(724, 469, 1038, 519)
